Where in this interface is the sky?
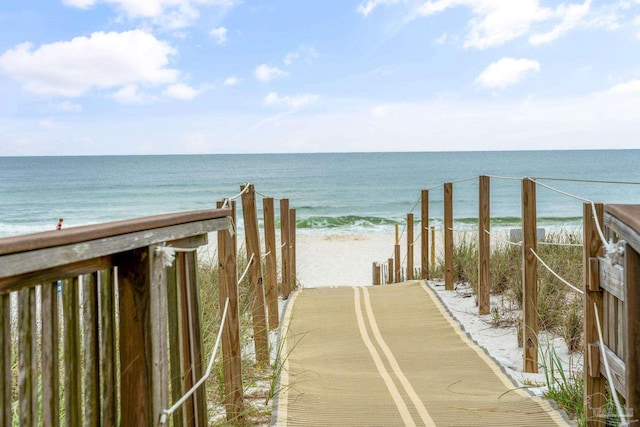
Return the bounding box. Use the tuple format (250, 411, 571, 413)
(1, 0, 639, 156)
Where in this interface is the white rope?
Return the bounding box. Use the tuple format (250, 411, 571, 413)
(486, 175, 522, 181)
(222, 183, 252, 208)
(533, 176, 640, 186)
(448, 176, 478, 185)
(538, 241, 582, 247)
(447, 227, 479, 233)
(484, 230, 523, 247)
(530, 178, 592, 203)
(425, 183, 443, 192)
(529, 248, 584, 295)
(238, 253, 255, 284)
(154, 244, 199, 268)
(593, 302, 628, 426)
(159, 298, 230, 425)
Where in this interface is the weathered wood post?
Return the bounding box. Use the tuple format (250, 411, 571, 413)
(388, 257, 394, 284)
(19, 286, 38, 426)
(421, 190, 429, 279)
(82, 272, 101, 426)
(584, 202, 605, 425)
(63, 278, 82, 425)
(240, 184, 269, 365)
(217, 201, 245, 422)
(522, 178, 538, 373)
(395, 225, 401, 282)
(407, 213, 414, 281)
(478, 175, 490, 315)
(263, 197, 279, 330)
(0, 294, 11, 427)
(117, 250, 153, 425)
(625, 234, 640, 423)
(280, 199, 292, 298)
(431, 226, 436, 273)
(99, 269, 117, 427)
(444, 183, 454, 290)
(41, 282, 59, 426)
(290, 208, 297, 289)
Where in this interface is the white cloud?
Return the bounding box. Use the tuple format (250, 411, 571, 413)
(48, 101, 83, 112)
(63, 0, 238, 29)
(38, 118, 60, 129)
(476, 57, 540, 89)
(529, 0, 592, 45)
(112, 84, 149, 104)
(357, 0, 401, 16)
(224, 76, 240, 85)
(609, 79, 640, 94)
(283, 46, 320, 66)
(263, 92, 318, 109)
(254, 64, 289, 82)
(0, 30, 179, 97)
(163, 83, 199, 100)
(210, 26, 228, 44)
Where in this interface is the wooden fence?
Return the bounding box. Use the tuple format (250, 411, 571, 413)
(0, 183, 297, 426)
(374, 176, 639, 425)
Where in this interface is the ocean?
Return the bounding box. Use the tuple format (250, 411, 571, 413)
(1, 150, 639, 238)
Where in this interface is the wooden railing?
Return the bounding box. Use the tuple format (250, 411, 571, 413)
(0, 208, 232, 426)
(374, 176, 639, 425)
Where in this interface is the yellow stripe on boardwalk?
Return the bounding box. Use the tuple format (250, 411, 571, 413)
(276, 281, 572, 426)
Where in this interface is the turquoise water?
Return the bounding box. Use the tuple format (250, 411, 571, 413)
(1, 150, 639, 237)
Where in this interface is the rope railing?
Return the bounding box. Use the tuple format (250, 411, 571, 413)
(159, 298, 230, 425)
(529, 248, 584, 295)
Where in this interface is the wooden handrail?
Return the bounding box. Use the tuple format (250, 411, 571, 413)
(0, 208, 231, 256)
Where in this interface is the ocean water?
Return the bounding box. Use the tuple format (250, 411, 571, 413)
(1, 150, 639, 238)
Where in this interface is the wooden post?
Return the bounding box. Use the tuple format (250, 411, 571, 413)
(263, 197, 279, 330)
(99, 269, 117, 427)
(431, 226, 436, 272)
(149, 250, 169, 427)
(41, 282, 59, 426)
(280, 199, 291, 299)
(584, 202, 605, 424)
(290, 208, 297, 289)
(240, 184, 269, 365)
(63, 278, 83, 426)
(117, 249, 152, 426)
(18, 287, 37, 426)
(522, 178, 538, 373)
(478, 175, 490, 315)
(82, 272, 101, 426)
(407, 213, 414, 281)
(373, 263, 381, 285)
(395, 244, 401, 282)
(444, 182, 454, 290)
(217, 201, 244, 422)
(625, 241, 640, 424)
(388, 258, 394, 284)
(421, 190, 429, 279)
(0, 294, 10, 427)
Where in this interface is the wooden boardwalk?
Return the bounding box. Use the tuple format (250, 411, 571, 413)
(274, 281, 572, 426)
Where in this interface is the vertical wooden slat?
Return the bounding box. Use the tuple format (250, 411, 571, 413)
(444, 182, 454, 290)
(290, 208, 297, 290)
(177, 253, 196, 425)
(150, 247, 169, 426)
(18, 287, 35, 426)
(63, 277, 82, 426)
(394, 244, 401, 283)
(373, 263, 381, 286)
(478, 175, 490, 315)
(388, 258, 394, 284)
(217, 210, 244, 422)
(99, 268, 117, 427)
(431, 226, 436, 273)
(117, 249, 152, 426)
(421, 190, 429, 280)
(241, 184, 269, 365)
(625, 243, 640, 423)
(166, 259, 184, 427)
(185, 251, 207, 427)
(522, 178, 538, 373)
(0, 294, 11, 427)
(263, 197, 279, 330)
(42, 282, 59, 427)
(280, 199, 291, 299)
(83, 273, 100, 427)
(407, 213, 414, 281)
